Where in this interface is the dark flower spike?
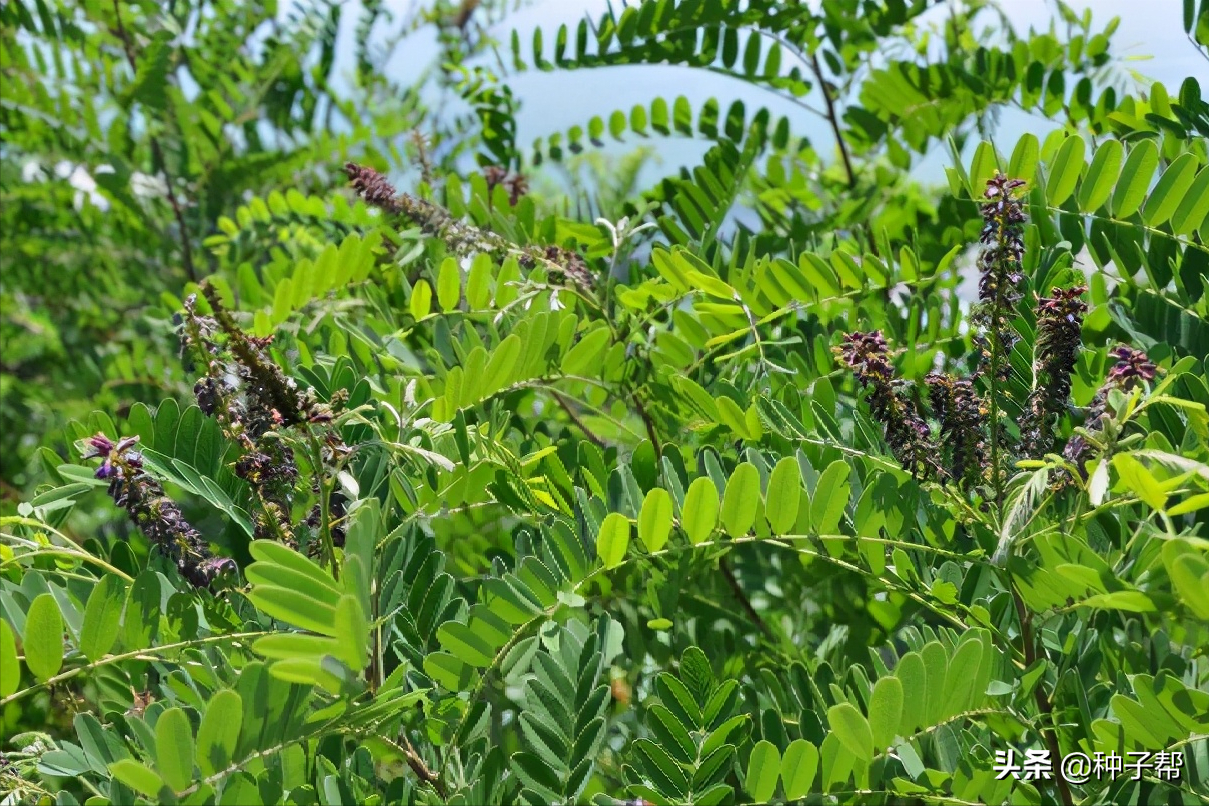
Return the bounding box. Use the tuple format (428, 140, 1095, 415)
(200, 284, 316, 430)
(972, 173, 1028, 362)
(82, 432, 224, 588)
(178, 290, 313, 544)
(1020, 285, 1088, 458)
(1106, 345, 1158, 385)
(82, 433, 116, 459)
(345, 161, 405, 214)
(482, 165, 529, 206)
(836, 331, 939, 478)
(345, 161, 595, 291)
(925, 372, 986, 487)
(176, 285, 360, 549)
(1063, 345, 1160, 475)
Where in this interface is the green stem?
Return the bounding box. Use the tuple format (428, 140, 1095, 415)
(1, 543, 133, 583)
(577, 532, 1019, 659)
(989, 334, 1005, 517)
(445, 614, 547, 776)
(1010, 587, 1074, 806)
(306, 429, 337, 575)
(0, 631, 270, 707)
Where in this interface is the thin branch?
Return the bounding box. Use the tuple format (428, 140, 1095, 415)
(809, 52, 856, 189)
(111, 0, 197, 282)
(391, 734, 447, 800)
(1188, 34, 1209, 66)
(634, 395, 662, 457)
(0, 632, 270, 707)
(576, 532, 1006, 651)
(1011, 588, 1074, 806)
(550, 389, 607, 447)
(718, 555, 772, 638)
(446, 614, 547, 774)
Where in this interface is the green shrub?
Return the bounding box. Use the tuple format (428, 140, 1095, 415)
(3, 1, 1208, 804)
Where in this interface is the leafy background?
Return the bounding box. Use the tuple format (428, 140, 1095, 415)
(2, 0, 1208, 805)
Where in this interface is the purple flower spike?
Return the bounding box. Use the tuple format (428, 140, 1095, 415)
(82, 432, 116, 459)
(835, 331, 938, 479)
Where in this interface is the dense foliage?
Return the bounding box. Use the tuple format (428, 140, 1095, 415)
(3, 1, 1209, 804)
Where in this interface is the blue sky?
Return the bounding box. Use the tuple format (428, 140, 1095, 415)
(358, 0, 1202, 184)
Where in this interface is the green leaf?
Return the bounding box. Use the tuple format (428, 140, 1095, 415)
(638, 488, 674, 552)
(941, 639, 983, 719)
(155, 707, 195, 792)
(424, 652, 477, 691)
(24, 593, 64, 683)
(1079, 591, 1156, 612)
(651, 247, 690, 291)
(634, 738, 690, 798)
(1110, 694, 1167, 747)
(867, 676, 903, 751)
(410, 279, 433, 319)
(1046, 135, 1085, 206)
(1171, 166, 1209, 235)
(561, 326, 612, 377)
(334, 594, 369, 669)
(781, 739, 818, 800)
(217, 772, 260, 805)
(109, 759, 165, 798)
(969, 141, 999, 195)
(895, 651, 926, 735)
(253, 633, 342, 660)
(827, 703, 874, 763)
(687, 270, 736, 300)
(484, 334, 522, 394)
(123, 571, 160, 650)
(74, 712, 125, 773)
(1078, 139, 1122, 212)
(694, 783, 734, 806)
(1168, 553, 1209, 619)
(79, 575, 125, 662)
(130, 32, 172, 111)
(921, 642, 949, 727)
(657, 672, 703, 729)
(466, 253, 493, 308)
(0, 620, 19, 698)
(438, 621, 496, 667)
(1112, 454, 1167, 510)
(1112, 139, 1159, 218)
(765, 456, 802, 535)
(196, 689, 242, 777)
(679, 645, 714, 704)
(246, 586, 337, 635)
(596, 512, 630, 568)
(248, 541, 342, 598)
(746, 740, 781, 803)
(1143, 152, 1199, 226)
(721, 461, 761, 536)
(647, 704, 696, 765)
(437, 257, 461, 311)
(1167, 491, 1209, 517)
(681, 477, 720, 545)
(269, 656, 345, 692)
(1008, 133, 1040, 183)
(714, 395, 753, 439)
(513, 749, 564, 799)
(810, 459, 851, 533)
